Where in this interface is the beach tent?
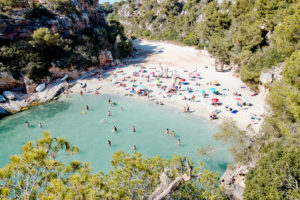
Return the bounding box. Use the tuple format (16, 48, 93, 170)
(137, 85, 147, 90)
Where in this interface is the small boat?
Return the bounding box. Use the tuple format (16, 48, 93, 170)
(36, 83, 46, 92)
(3, 91, 15, 100)
(61, 74, 68, 81)
(80, 82, 86, 88)
(0, 94, 6, 102)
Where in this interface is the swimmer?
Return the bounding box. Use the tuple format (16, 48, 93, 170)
(25, 121, 30, 127)
(177, 139, 181, 146)
(108, 140, 111, 147)
(171, 130, 175, 137)
(86, 105, 89, 110)
(108, 98, 112, 104)
(103, 118, 107, 123)
(132, 126, 136, 133)
(80, 90, 83, 96)
(113, 126, 117, 132)
(165, 128, 169, 135)
(132, 145, 136, 150)
(38, 122, 42, 128)
(108, 111, 111, 116)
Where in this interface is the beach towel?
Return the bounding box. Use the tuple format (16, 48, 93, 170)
(232, 110, 238, 114)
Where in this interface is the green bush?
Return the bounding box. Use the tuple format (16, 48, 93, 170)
(46, 0, 81, 16)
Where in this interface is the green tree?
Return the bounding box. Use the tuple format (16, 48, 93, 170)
(244, 146, 300, 200)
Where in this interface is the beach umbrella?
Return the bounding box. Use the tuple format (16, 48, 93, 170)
(210, 88, 216, 92)
(137, 85, 147, 90)
(180, 79, 186, 82)
(235, 98, 242, 101)
(195, 73, 200, 76)
(211, 98, 219, 103)
(200, 90, 206, 94)
(212, 80, 219, 85)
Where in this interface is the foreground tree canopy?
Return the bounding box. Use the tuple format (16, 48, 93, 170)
(0, 132, 227, 200)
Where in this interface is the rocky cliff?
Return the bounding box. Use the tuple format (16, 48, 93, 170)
(0, 0, 106, 40)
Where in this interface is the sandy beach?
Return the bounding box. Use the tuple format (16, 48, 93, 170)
(69, 40, 266, 132)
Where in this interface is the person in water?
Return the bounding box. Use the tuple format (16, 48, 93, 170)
(80, 90, 83, 96)
(113, 126, 117, 132)
(108, 111, 111, 116)
(25, 121, 30, 127)
(132, 145, 136, 150)
(86, 105, 89, 110)
(132, 126, 136, 133)
(177, 139, 181, 146)
(171, 130, 175, 137)
(165, 129, 169, 135)
(38, 122, 42, 128)
(108, 140, 111, 146)
(108, 98, 112, 105)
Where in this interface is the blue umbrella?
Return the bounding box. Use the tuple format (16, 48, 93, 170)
(210, 88, 216, 92)
(200, 90, 206, 94)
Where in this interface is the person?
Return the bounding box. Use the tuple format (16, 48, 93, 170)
(184, 107, 186, 113)
(132, 126, 136, 133)
(177, 139, 181, 146)
(132, 145, 136, 150)
(86, 105, 89, 110)
(94, 90, 99, 95)
(108, 140, 111, 147)
(38, 122, 42, 128)
(171, 130, 175, 137)
(113, 126, 117, 132)
(165, 129, 169, 135)
(103, 118, 107, 123)
(25, 121, 30, 127)
(192, 95, 195, 101)
(187, 105, 190, 112)
(108, 111, 111, 116)
(80, 90, 83, 96)
(108, 98, 112, 105)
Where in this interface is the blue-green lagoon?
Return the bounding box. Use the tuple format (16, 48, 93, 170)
(0, 94, 232, 174)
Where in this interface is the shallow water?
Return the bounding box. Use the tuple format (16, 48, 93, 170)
(0, 94, 232, 174)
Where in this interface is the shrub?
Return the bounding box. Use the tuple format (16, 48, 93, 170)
(25, 4, 55, 20)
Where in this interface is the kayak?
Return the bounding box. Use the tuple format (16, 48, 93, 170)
(0, 94, 6, 102)
(36, 83, 46, 92)
(3, 91, 15, 100)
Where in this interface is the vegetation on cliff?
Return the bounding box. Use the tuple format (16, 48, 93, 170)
(0, 0, 132, 82)
(0, 132, 227, 200)
(113, 0, 300, 198)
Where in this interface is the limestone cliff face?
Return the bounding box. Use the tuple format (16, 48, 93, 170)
(0, 0, 106, 40)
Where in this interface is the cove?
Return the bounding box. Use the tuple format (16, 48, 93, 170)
(0, 94, 232, 174)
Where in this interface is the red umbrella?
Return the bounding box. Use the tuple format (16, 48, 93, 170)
(212, 98, 219, 103)
(180, 79, 186, 82)
(235, 98, 242, 101)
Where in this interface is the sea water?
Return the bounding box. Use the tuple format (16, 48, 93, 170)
(0, 94, 232, 174)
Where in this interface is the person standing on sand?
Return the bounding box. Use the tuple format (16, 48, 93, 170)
(184, 107, 186, 113)
(187, 105, 190, 112)
(80, 90, 83, 96)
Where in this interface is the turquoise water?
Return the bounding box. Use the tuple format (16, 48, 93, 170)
(0, 94, 232, 174)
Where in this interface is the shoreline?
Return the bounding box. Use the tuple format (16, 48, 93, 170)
(1, 40, 265, 133)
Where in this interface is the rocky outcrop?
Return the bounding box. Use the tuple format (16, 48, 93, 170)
(259, 64, 283, 97)
(220, 165, 250, 200)
(0, 106, 8, 118)
(99, 50, 113, 65)
(0, 0, 106, 40)
(0, 72, 24, 90)
(0, 82, 67, 114)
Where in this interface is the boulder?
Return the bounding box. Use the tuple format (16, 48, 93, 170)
(24, 76, 38, 94)
(259, 65, 283, 86)
(99, 50, 113, 66)
(0, 72, 24, 90)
